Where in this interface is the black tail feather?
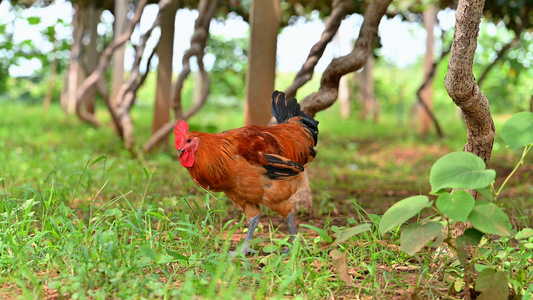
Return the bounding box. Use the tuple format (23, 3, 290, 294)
(271, 91, 319, 146)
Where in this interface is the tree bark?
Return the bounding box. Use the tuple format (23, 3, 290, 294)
(285, 0, 354, 100)
(444, 0, 494, 173)
(62, 3, 86, 115)
(143, 0, 217, 153)
(332, 31, 351, 120)
(43, 27, 57, 114)
(420, 6, 436, 134)
(111, 0, 129, 109)
(75, 0, 149, 128)
(243, 0, 280, 126)
(358, 55, 379, 122)
(338, 75, 350, 119)
(415, 43, 450, 138)
(152, 0, 179, 136)
(299, 0, 392, 118)
(290, 0, 391, 216)
(85, 3, 99, 114)
(114, 0, 173, 151)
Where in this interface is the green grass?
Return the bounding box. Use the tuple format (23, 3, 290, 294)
(1, 101, 532, 299)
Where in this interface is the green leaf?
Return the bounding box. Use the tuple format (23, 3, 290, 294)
(468, 201, 511, 237)
(463, 228, 484, 246)
(47, 281, 61, 289)
(400, 221, 443, 255)
(262, 244, 278, 253)
(164, 248, 189, 261)
(456, 228, 485, 266)
(501, 112, 533, 150)
(475, 268, 509, 300)
(104, 208, 121, 217)
(453, 278, 465, 293)
(90, 155, 107, 166)
(143, 167, 150, 180)
(300, 224, 332, 243)
(474, 264, 493, 273)
(475, 185, 494, 201)
(156, 255, 173, 264)
(515, 228, 533, 240)
(26, 16, 41, 25)
(139, 245, 157, 261)
(379, 195, 431, 235)
(436, 191, 475, 222)
(330, 224, 371, 247)
(430, 152, 496, 192)
(456, 235, 469, 266)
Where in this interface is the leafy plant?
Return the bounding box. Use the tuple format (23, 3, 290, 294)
(379, 112, 533, 298)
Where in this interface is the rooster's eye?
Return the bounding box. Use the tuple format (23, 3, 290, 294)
(187, 138, 191, 143)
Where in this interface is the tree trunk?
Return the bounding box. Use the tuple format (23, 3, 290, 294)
(243, 0, 280, 126)
(143, 0, 217, 153)
(114, 0, 174, 151)
(85, 3, 99, 114)
(299, 0, 392, 117)
(338, 75, 350, 119)
(281, 0, 354, 216)
(152, 0, 179, 137)
(358, 55, 379, 122)
(74, 0, 149, 129)
(444, 0, 494, 182)
(62, 3, 86, 115)
(43, 28, 57, 114)
(415, 44, 450, 138)
(285, 0, 354, 100)
(333, 31, 351, 119)
(444, 2, 493, 289)
(111, 0, 129, 109)
(420, 6, 436, 134)
(293, 0, 391, 216)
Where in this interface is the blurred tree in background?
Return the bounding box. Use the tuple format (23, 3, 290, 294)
(0, 0, 531, 138)
(1, 0, 532, 215)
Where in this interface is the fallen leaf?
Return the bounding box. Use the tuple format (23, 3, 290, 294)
(329, 249, 353, 285)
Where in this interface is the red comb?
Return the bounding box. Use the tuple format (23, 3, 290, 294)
(174, 120, 189, 149)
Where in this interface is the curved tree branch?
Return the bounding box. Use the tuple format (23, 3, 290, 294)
(444, 0, 494, 168)
(75, 0, 149, 127)
(285, 0, 354, 99)
(115, 0, 173, 151)
(171, 0, 217, 119)
(416, 45, 451, 138)
(299, 0, 392, 117)
(143, 0, 217, 153)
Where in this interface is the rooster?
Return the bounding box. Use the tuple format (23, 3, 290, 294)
(174, 91, 319, 254)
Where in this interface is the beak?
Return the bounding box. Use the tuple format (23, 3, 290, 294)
(177, 149, 184, 157)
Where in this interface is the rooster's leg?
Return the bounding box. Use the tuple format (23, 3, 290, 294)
(287, 211, 296, 243)
(281, 211, 297, 253)
(239, 214, 260, 255)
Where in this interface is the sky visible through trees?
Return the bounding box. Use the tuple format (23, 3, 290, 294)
(1, 0, 460, 76)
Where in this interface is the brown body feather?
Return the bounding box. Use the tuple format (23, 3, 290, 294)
(184, 120, 316, 219)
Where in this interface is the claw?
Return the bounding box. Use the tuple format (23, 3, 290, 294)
(280, 247, 291, 254)
(281, 211, 297, 254)
(230, 215, 260, 256)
